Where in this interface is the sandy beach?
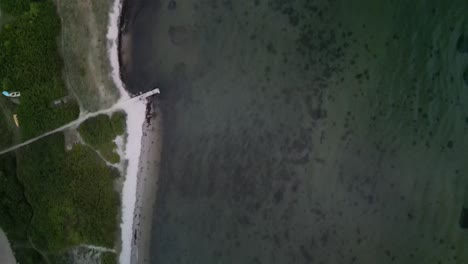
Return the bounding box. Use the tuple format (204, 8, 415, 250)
(130, 99, 162, 264)
(0, 229, 15, 264)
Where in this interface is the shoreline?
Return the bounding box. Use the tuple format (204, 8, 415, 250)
(108, 0, 162, 263)
(118, 0, 132, 90)
(107, 0, 144, 263)
(107, 0, 130, 102)
(130, 99, 162, 264)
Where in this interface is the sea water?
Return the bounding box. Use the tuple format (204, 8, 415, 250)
(123, 0, 468, 263)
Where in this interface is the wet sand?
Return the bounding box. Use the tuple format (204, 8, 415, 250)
(130, 100, 162, 264)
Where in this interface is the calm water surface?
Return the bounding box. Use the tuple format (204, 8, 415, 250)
(123, 0, 468, 263)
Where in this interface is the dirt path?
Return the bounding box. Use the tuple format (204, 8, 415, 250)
(0, 89, 159, 155)
(28, 237, 51, 264)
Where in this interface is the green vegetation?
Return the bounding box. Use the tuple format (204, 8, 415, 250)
(54, 0, 120, 111)
(0, 0, 30, 16)
(78, 112, 127, 164)
(0, 1, 61, 92)
(0, 153, 31, 241)
(101, 252, 118, 264)
(110, 111, 127, 135)
(17, 133, 119, 251)
(0, 104, 13, 148)
(0, 0, 120, 262)
(14, 248, 46, 264)
(18, 85, 79, 139)
(0, 0, 79, 139)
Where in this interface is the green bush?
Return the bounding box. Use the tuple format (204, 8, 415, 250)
(0, 153, 31, 241)
(17, 134, 119, 251)
(0, 1, 79, 139)
(110, 111, 127, 136)
(78, 113, 127, 164)
(0, 0, 30, 15)
(17, 84, 79, 138)
(0, 2, 62, 92)
(101, 252, 117, 264)
(0, 0, 118, 257)
(0, 106, 13, 148)
(13, 248, 46, 264)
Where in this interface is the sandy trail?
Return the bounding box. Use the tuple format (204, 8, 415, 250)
(0, 89, 159, 156)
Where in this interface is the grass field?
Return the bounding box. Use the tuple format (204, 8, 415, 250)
(0, 0, 80, 140)
(0, 8, 18, 149)
(17, 133, 120, 252)
(0, 1, 123, 263)
(0, 132, 121, 263)
(55, 0, 119, 112)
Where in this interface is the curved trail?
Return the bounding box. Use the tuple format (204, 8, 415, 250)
(0, 89, 159, 156)
(80, 244, 117, 253)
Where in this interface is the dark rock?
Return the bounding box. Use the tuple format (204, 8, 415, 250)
(168, 0, 177, 10)
(459, 207, 468, 228)
(168, 26, 190, 45)
(457, 34, 468, 53)
(447, 140, 453, 148)
(464, 67, 468, 86)
(273, 189, 283, 204)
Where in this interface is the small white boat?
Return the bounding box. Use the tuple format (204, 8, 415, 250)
(2, 91, 20, 98)
(9, 92, 20, 97)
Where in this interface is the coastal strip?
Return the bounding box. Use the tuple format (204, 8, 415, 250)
(107, 0, 163, 263)
(118, 95, 147, 264)
(107, 0, 130, 101)
(131, 100, 162, 264)
(0, 228, 15, 264)
(107, 0, 146, 263)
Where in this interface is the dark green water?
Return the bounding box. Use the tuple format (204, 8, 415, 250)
(123, 0, 468, 263)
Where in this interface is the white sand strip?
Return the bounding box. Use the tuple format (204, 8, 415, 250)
(118, 99, 147, 264)
(130, 102, 162, 264)
(0, 228, 16, 264)
(107, 0, 137, 262)
(107, 0, 153, 263)
(107, 0, 130, 103)
(106, 0, 162, 263)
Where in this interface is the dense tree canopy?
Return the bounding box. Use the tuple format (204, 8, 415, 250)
(0, 1, 119, 260)
(0, 153, 31, 241)
(0, 1, 79, 138)
(0, 0, 30, 15)
(17, 134, 119, 251)
(17, 84, 79, 138)
(0, 104, 13, 148)
(0, 2, 62, 92)
(78, 112, 126, 164)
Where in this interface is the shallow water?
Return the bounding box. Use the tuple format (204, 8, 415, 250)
(123, 0, 468, 263)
